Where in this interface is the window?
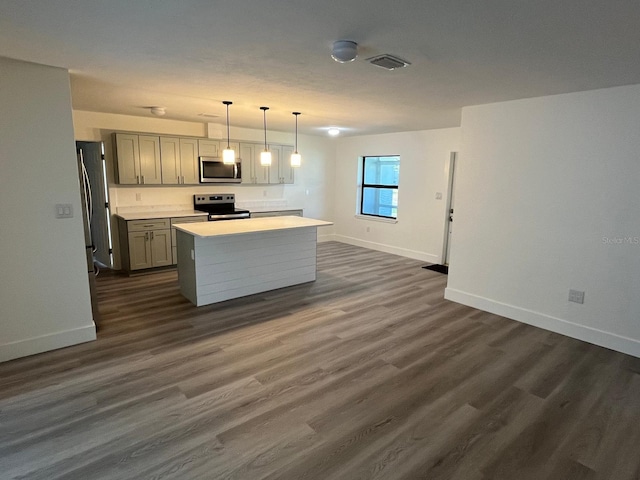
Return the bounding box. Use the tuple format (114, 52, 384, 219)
(360, 156, 400, 219)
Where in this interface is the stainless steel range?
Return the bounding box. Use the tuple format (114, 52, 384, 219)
(194, 193, 251, 221)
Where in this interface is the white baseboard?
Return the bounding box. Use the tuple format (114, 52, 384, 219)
(0, 324, 97, 363)
(333, 234, 440, 263)
(318, 233, 336, 243)
(444, 288, 640, 358)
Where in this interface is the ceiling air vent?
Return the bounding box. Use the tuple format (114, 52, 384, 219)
(367, 54, 411, 71)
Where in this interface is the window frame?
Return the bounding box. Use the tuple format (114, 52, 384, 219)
(359, 155, 400, 220)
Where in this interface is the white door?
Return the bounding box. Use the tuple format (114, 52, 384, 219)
(443, 152, 457, 266)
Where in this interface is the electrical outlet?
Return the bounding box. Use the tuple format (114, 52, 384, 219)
(366, 227, 371, 233)
(55, 204, 73, 218)
(568, 289, 585, 304)
(435, 192, 443, 200)
(136, 193, 142, 201)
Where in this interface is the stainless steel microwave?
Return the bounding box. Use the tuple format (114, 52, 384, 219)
(199, 156, 242, 183)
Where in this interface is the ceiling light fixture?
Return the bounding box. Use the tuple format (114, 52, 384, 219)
(331, 40, 358, 63)
(222, 101, 235, 164)
(260, 107, 272, 166)
(328, 127, 340, 136)
(150, 106, 166, 116)
(291, 112, 301, 168)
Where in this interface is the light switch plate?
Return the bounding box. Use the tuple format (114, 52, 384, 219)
(435, 192, 443, 200)
(55, 204, 73, 218)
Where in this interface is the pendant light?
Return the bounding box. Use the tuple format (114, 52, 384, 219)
(260, 106, 272, 166)
(291, 112, 302, 167)
(222, 101, 235, 164)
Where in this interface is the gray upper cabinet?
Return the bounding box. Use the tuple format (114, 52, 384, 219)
(115, 131, 293, 186)
(160, 137, 199, 185)
(179, 138, 199, 184)
(198, 139, 220, 157)
(241, 142, 294, 185)
(280, 145, 295, 184)
(137, 135, 162, 184)
(115, 133, 161, 185)
(268, 144, 295, 184)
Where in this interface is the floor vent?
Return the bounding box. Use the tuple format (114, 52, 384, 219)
(367, 54, 411, 70)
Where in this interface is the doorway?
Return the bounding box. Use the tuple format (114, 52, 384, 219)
(442, 152, 457, 266)
(76, 141, 113, 269)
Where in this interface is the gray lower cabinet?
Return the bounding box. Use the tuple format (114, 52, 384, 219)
(170, 216, 208, 264)
(118, 218, 173, 271)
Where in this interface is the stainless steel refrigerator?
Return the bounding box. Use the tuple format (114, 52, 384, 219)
(77, 143, 105, 327)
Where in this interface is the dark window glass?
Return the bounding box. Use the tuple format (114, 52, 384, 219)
(360, 156, 399, 219)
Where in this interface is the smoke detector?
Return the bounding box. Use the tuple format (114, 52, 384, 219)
(367, 54, 411, 71)
(332, 40, 358, 63)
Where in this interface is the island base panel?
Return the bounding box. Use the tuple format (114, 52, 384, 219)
(177, 227, 319, 306)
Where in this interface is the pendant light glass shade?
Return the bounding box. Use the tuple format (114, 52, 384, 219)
(222, 148, 235, 164)
(222, 101, 235, 164)
(260, 150, 272, 166)
(291, 112, 302, 167)
(260, 106, 271, 166)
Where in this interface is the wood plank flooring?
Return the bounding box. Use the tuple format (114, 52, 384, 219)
(1, 241, 640, 479)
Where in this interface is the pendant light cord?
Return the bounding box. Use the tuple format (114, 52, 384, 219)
(262, 107, 268, 150)
(223, 101, 232, 149)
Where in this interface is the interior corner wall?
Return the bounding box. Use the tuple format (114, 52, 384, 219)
(0, 57, 96, 362)
(446, 84, 640, 358)
(333, 128, 461, 262)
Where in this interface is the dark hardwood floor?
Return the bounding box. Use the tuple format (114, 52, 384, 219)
(1, 241, 639, 479)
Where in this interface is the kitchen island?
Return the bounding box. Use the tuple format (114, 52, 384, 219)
(174, 216, 333, 306)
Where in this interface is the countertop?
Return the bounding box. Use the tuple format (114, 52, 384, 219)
(174, 216, 332, 238)
(115, 207, 302, 221)
(115, 210, 208, 221)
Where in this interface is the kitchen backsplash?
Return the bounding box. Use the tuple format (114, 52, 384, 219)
(115, 199, 290, 214)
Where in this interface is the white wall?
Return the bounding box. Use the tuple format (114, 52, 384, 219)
(0, 58, 96, 362)
(446, 84, 640, 358)
(72, 111, 336, 268)
(332, 128, 461, 262)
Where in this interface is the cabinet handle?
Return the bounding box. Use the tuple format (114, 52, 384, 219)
(150, 231, 154, 240)
(141, 175, 145, 185)
(145, 232, 149, 241)
(136, 175, 140, 184)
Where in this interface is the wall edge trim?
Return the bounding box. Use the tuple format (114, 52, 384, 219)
(0, 324, 97, 363)
(334, 235, 440, 263)
(444, 287, 640, 358)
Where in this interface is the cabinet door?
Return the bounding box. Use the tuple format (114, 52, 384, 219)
(254, 152, 271, 184)
(180, 138, 199, 184)
(115, 133, 140, 185)
(150, 229, 173, 267)
(198, 139, 220, 157)
(268, 145, 282, 184)
(138, 135, 162, 184)
(280, 145, 295, 184)
(239, 143, 256, 184)
(128, 231, 152, 270)
(160, 137, 180, 185)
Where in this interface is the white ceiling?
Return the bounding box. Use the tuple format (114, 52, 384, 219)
(1, 0, 640, 136)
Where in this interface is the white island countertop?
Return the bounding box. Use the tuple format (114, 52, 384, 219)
(174, 216, 332, 238)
